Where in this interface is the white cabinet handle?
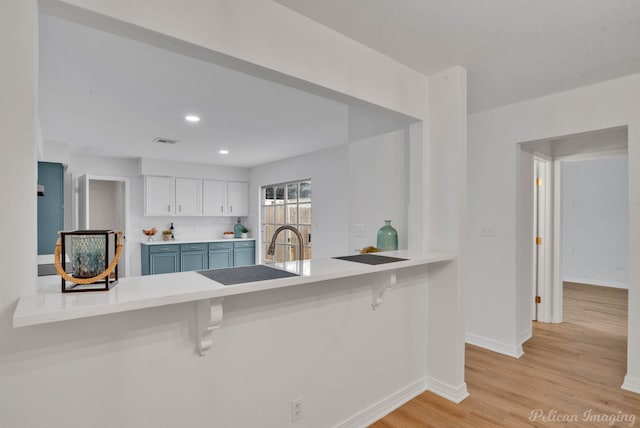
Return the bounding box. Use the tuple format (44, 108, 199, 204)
(220, 206, 223, 213)
(179, 204, 182, 213)
(167, 205, 171, 212)
(230, 206, 233, 213)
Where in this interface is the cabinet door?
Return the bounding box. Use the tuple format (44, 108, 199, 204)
(202, 179, 227, 216)
(175, 178, 202, 216)
(209, 249, 233, 269)
(145, 176, 174, 216)
(227, 181, 249, 217)
(181, 250, 207, 272)
(233, 248, 255, 267)
(150, 252, 179, 274)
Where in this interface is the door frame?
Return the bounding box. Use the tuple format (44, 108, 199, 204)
(73, 174, 131, 277)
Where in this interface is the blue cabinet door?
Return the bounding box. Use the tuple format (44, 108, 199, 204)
(209, 249, 233, 269)
(181, 251, 207, 272)
(150, 252, 179, 274)
(233, 248, 255, 267)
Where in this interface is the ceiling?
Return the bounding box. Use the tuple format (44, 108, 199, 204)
(39, 14, 352, 168)
(40, 2, 640, 167)
(274, 0, 640, 113)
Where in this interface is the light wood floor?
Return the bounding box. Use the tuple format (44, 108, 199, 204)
(371, 282, 638, 427)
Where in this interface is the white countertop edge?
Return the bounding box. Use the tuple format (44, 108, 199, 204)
(14, 250, 455, 327)
(142, 238, 255, 245)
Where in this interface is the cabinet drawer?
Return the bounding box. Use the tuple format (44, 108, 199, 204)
(234, 240, 255, 248)
(209, 242, 233, 250)
(180, 243, 208, 251)
(149, 244, 179, 253)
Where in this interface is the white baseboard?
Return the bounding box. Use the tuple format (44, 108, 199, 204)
(333, 377, 429, 428)
(465, 332, 524, 358)
(563, 277, 628, 289)
(622, 375, 640, 394)
(518, 328, 532, 346)
(425, 377, 469, 403)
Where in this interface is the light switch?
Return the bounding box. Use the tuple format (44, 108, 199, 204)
(481, 225, 494, 237)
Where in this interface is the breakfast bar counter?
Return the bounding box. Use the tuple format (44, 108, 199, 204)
(14, 250, 454, 330)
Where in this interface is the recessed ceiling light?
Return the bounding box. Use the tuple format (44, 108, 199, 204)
(185, 115, 200, 123)
(219, 149, 229, 155)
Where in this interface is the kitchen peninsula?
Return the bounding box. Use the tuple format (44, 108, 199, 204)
(14, 249, 453, 329)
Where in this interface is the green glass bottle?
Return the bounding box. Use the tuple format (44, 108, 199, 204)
(376, 220, 398, 251)
(233, 218, 244, 238)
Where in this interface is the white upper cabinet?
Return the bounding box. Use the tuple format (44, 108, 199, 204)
(227, 181, 249, 217)
(202, 179, 227, 216)
(175, 178, 202, 216)
(145, 176, 174, 216)
(145, 175, 247, 217)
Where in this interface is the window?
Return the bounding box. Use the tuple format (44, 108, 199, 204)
(261, 179, 311, 263)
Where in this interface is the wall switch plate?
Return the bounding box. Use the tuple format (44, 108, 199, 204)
(291, 397, 303, 422)
(354, 224, 365, 238)
(481, 225, 494, 237)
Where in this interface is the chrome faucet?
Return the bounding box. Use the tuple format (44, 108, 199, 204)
(267, 225, 304, 261)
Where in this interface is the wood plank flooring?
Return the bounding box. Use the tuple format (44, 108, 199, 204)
(371, 283, 638, 427)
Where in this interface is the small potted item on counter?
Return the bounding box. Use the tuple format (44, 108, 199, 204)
(223, 231, 234, 239)
(241, 226, 249, 239)
(162, 230, 173, 241)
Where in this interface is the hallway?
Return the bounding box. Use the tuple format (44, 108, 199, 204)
(372, 283, 638, 427)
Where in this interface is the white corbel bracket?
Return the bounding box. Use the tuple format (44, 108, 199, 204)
(196, 297, 224, 356)
(371, 271, 397, 310)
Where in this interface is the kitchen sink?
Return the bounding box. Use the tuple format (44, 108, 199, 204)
(332, 254, 408, 265)
(197, 264, 298, 285)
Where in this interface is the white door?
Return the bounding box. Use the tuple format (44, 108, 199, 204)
(145, 176, 174, 216)
(175, 178, 201, 216)
(203, 179, 227, 216)
(227, 181, 248, 217)
(533, 158, 553, 322)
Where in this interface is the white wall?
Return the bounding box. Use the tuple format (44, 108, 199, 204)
(348, 129, 409, 253)
(466, 73, 640, 392)
(424, 67, 468, 400)
(562, 155, 629, 288)
(249, 145, 350, 261)
(249, 129, 411, 263)
(0, 2, 470, 427)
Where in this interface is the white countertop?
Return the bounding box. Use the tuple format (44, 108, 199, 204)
(142, 238, 255, 245)
(14, 250, 454, 327)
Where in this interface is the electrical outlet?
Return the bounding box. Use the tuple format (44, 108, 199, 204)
(354, 224, 365, 237)
(291, 397, 303, 422)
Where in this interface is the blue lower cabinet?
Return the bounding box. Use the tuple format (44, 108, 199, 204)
(209, 242, 233, 269)
(141, 240, 255, 275)
(180, 244, 207, 272)
(233, 240, 255, 267)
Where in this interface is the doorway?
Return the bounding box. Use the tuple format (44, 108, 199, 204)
(518, 126, 629, 327)
(75, 174, 130, 276)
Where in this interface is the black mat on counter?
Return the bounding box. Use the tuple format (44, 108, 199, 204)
(197, 265, 298, 285)
(332, 254, 408, 265)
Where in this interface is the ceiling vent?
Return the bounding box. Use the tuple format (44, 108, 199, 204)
(153, 137, 179, 145)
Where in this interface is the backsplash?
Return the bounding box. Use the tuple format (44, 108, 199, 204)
(136, 217, 245, 243)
